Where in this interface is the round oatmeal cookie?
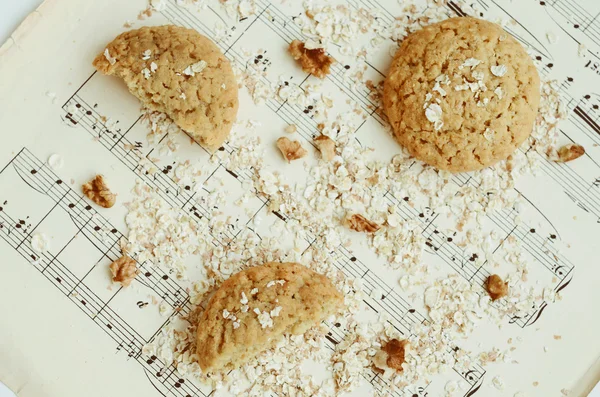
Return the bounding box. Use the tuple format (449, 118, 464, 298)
(196, 262, 343, 372)
(383, 17, 540, 172)
(93, 25, 238, 151)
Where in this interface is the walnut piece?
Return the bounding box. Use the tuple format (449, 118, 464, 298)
(485, 274, 508, 301)
(109, 255, 138, 287)
(314, 135, 336, 161)
(556, 144, 585, 162)
(346, 214, 380, 233)
(288, 40, 334, 79)
(373, 339, 408, 374)
(276, 137, 307, 163)
(82, 175, 116, 208)
(383, 339, 408, 371)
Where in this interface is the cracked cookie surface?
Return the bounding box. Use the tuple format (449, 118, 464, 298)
(383, 17, 540, 172)
(195, 262, 343, 372)
(93, 25, 238, 151)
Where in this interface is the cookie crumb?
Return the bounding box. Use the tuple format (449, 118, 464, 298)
(288, 39, 334, 78)
(276, 137, 307, 162)
(346, 214, 381, 233)
(314, 135, 336, 161)
(109, 255, 138, 287)
(485, 274, 508, 301)
(285, 124, 297, 134)
(556, 143, 585, 162)
(554, 335, 562, 340)
(82, 175, 116, 208)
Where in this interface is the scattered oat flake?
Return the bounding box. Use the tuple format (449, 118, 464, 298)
(461, 58, 481, 69)
(491, 64, 508, 77)
(285, 124, 297, 134)
(47, 154, 64, 170)
(492, 376, 505, 390)
(104, 48, 117, 65)
(494, 86, 504, 99)
(425, 103, 443, 130)
(314, 135, 336, 161)
(183, 60, 207, 76)
(546, 32, 558, 44)
(31, 233, 50, 253)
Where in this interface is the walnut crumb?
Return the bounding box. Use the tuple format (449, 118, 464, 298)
(373, 338, 408, 374)
(276, 137, 307, 163)
(82, 175, 116, 208)
(383, 339, 407, 372)
(346, 214, 380, 233)
(288, 40, 334, 79)
(485, 274, 508, 301)
(109, 255, 138, 287)
(556, 144, 585, 162)
(314, 135, 336, 161)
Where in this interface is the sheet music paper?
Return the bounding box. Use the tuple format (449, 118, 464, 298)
(0, 0, 599, 396)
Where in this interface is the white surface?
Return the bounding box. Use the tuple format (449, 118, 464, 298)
(0, 1, 42, 394)
(0, 0, 599, 397)
(0, 382, 14, 397)
(0, 0, 43, 44)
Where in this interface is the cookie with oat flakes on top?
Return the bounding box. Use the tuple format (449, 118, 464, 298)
(383, 17, 540, 172)
(93, 25, 238, 152)
(195, 262, 343, 372)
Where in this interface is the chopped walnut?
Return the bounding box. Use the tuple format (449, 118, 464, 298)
(556, 143, 585, 162)
(276, 137, 307, 163)
(109, 255, 138, 287)
(373, 339, 408, 374)
(346, 214, 380, 233)
(485, 274, 508, 301)
(314, 135, 336, 161)
(82, 175, 116, 208)
(288, 40, 334, 79)
(383, 339, 408, 371)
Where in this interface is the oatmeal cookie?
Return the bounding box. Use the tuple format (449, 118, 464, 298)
(195, 262, 343, 372)
(93, 25, 238, 151)
(383, 17, 540, 172)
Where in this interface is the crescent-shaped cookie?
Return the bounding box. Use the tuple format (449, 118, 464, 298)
(196, 262, 343, 372)
(93, 25, 238, 151)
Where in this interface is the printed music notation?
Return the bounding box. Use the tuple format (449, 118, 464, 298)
(0, 148, 210, 397)
(46, 0, 600, 394)
(0, 147, 487, 397)
(61, 86, 490, 395)
(66, 0, 577, 331)
(541, 0, 600, 49)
